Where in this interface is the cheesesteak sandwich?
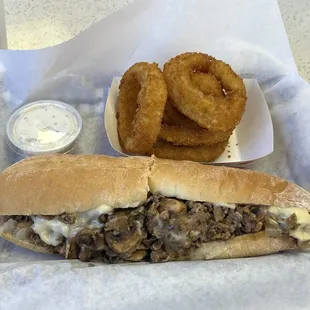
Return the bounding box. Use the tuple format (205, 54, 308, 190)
(1, 154, 310, 263)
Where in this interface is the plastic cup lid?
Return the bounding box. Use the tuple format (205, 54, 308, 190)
(6, 100, 83, 156)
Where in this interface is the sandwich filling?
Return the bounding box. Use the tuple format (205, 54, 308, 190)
(1, 194, 309, 263)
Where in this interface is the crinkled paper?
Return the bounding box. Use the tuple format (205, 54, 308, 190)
(0, 0, 310, 309)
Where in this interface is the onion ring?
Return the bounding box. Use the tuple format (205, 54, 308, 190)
(148, 140, 229, 162)
(162, 72, 225, 128)
(158, 124, 232, 147)
(160, 71, 231, 146)
(117, 62, 167, 154)
(191, 71, 225, 97)
(163, 52, 247, 131)
(162, 98, 200, 129)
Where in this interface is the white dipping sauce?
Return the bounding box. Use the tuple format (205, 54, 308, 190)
(6, 100, 82, 156)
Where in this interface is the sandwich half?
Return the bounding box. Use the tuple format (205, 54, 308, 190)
(0, 154, 310, 263)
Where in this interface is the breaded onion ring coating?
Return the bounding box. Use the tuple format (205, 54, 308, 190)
(158, 124, 232, 147)
(162, 98, 200, 129)
(162, 72, 224, 128)
(160, 71, 230, 146)
(148, 139, 228, 162)
(117, 62, 167, 154)
(191, 71, 224, 98)
(163, 52, 247, 131)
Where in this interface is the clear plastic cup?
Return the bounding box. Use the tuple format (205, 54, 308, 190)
(6, 100, 83, 157)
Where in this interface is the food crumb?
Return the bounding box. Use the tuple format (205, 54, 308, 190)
(88, 263, 95, 267)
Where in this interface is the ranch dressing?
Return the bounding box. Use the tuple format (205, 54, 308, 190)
(6, 100, 82, 156)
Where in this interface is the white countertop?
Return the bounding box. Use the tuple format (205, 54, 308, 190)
(2, 0, 310, 82)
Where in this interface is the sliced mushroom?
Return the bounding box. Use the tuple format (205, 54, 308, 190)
(126, 250, 147, 262)
(15, 227, 32, 240)
(0, 218, 18, 233)
(105, 228, 143, 254)
(265, 217, 283, 237)
(104, 209, 146, 255)
(104, 212, 130, 235)
(79, 245, 92, 262)
(286, 213, 298, 230)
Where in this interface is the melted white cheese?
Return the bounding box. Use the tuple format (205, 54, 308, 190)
(31, 205, 113, 246)
(269, 207, 310, 242)
(30, 203, 310, 247)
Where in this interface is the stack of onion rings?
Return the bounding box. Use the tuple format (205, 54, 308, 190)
(116, 53, 247, 162)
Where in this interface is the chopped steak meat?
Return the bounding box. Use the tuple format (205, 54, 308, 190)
(5, 195, 298, 263)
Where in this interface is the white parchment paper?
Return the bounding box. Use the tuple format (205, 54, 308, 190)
(1, 0, 310, 309)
